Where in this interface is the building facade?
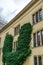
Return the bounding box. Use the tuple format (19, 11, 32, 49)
(0, 0, 43, 65)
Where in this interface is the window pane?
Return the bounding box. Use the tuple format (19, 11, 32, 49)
(36, 12, 38, 22)
(39, 9, 42, 20)
(34, 56, 37, 65)
(41, 30, 43, 45)
(33, 33, 36, 47)
(37, 32, 40, 46)
(38, 56, 42, 65)
(33, 14, 36, 24)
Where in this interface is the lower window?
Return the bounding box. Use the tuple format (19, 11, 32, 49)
(34, 56, 42, 65)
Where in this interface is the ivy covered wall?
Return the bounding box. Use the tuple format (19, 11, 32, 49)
(2, 23, 32, 65)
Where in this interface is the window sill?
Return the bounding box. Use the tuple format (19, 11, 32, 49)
(32, 45, 43, 49)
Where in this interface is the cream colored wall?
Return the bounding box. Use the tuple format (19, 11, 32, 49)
(0, 0, 43, 65)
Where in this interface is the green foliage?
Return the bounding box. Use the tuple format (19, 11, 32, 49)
(3, 23, 32, 65)
(2, 34, 13, 64)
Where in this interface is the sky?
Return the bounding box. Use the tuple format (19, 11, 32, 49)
(0, 0, 31, 22)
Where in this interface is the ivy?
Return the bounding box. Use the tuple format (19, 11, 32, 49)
(2, 34, 13, 65)
(2, 23, 32, 65)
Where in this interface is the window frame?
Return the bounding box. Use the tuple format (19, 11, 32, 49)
(14, 24, 20, 36)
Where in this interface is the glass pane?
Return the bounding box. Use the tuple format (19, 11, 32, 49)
(33, 33, 36, 47)
(37, 32, 40, 46)
(39, 9, 42, 20)
(36, 12, 38, 22)
(33, 14, 36, 24)
(38, 56, 42, 65)
(34, 56, 37, 65)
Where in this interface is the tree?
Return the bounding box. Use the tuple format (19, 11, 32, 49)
(2, 34, 13, 65)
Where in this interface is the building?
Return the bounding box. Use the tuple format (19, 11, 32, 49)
(0, 0, 43, 65)
(0, 21, 6, 30)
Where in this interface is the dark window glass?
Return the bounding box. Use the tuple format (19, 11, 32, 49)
(33, 33, 36, 47)
(34, 56, 37, 65)
(33, 14, 36, 24)
(36, 12, 38, 22)
(39, 9, 42, 20)
(14, 25, 20, 36)
(41, 30, 43, 45)
(38, 56, 42, 65)
(37, 32, 40, 46)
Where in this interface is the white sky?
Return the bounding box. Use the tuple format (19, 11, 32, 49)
(0, 0, 31, 22)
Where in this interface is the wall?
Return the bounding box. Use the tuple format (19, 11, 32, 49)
(0, 0, 43, 65)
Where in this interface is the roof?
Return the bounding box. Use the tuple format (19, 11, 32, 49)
(0, 0, 39, 33)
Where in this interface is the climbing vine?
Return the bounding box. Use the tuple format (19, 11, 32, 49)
(2, 34, 13, 65)
(2, 23, 32, 65)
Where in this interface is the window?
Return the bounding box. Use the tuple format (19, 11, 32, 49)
(39, 9, 42, 20)
(38, 56, 42, 65)
(36, 12, 38, 22)
(34, 56, 37, 65)
(33, 14, 36, 24)
(33, 33, 36, 47)
(37, 32, 40, 46)
(41, 30, 43, 45)
(6, 32, 9, 35)
(14, 41, 18, 51)
(34, 56, 42, 65)
(33, 30, 43, 47)
(14, 25, 20, 36)
(33, 8, 42, 25)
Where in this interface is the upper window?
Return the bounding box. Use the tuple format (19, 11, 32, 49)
(36, 12, 38, 22)
(37, 32, 40, 46)
(33, 8, 42, 25)
(33, 33, 36, 47)
(33, 14, 36, 24)
(6, 32, 9, 35)
(39, 9, 42, 20)
(14, 25, 20, 36)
